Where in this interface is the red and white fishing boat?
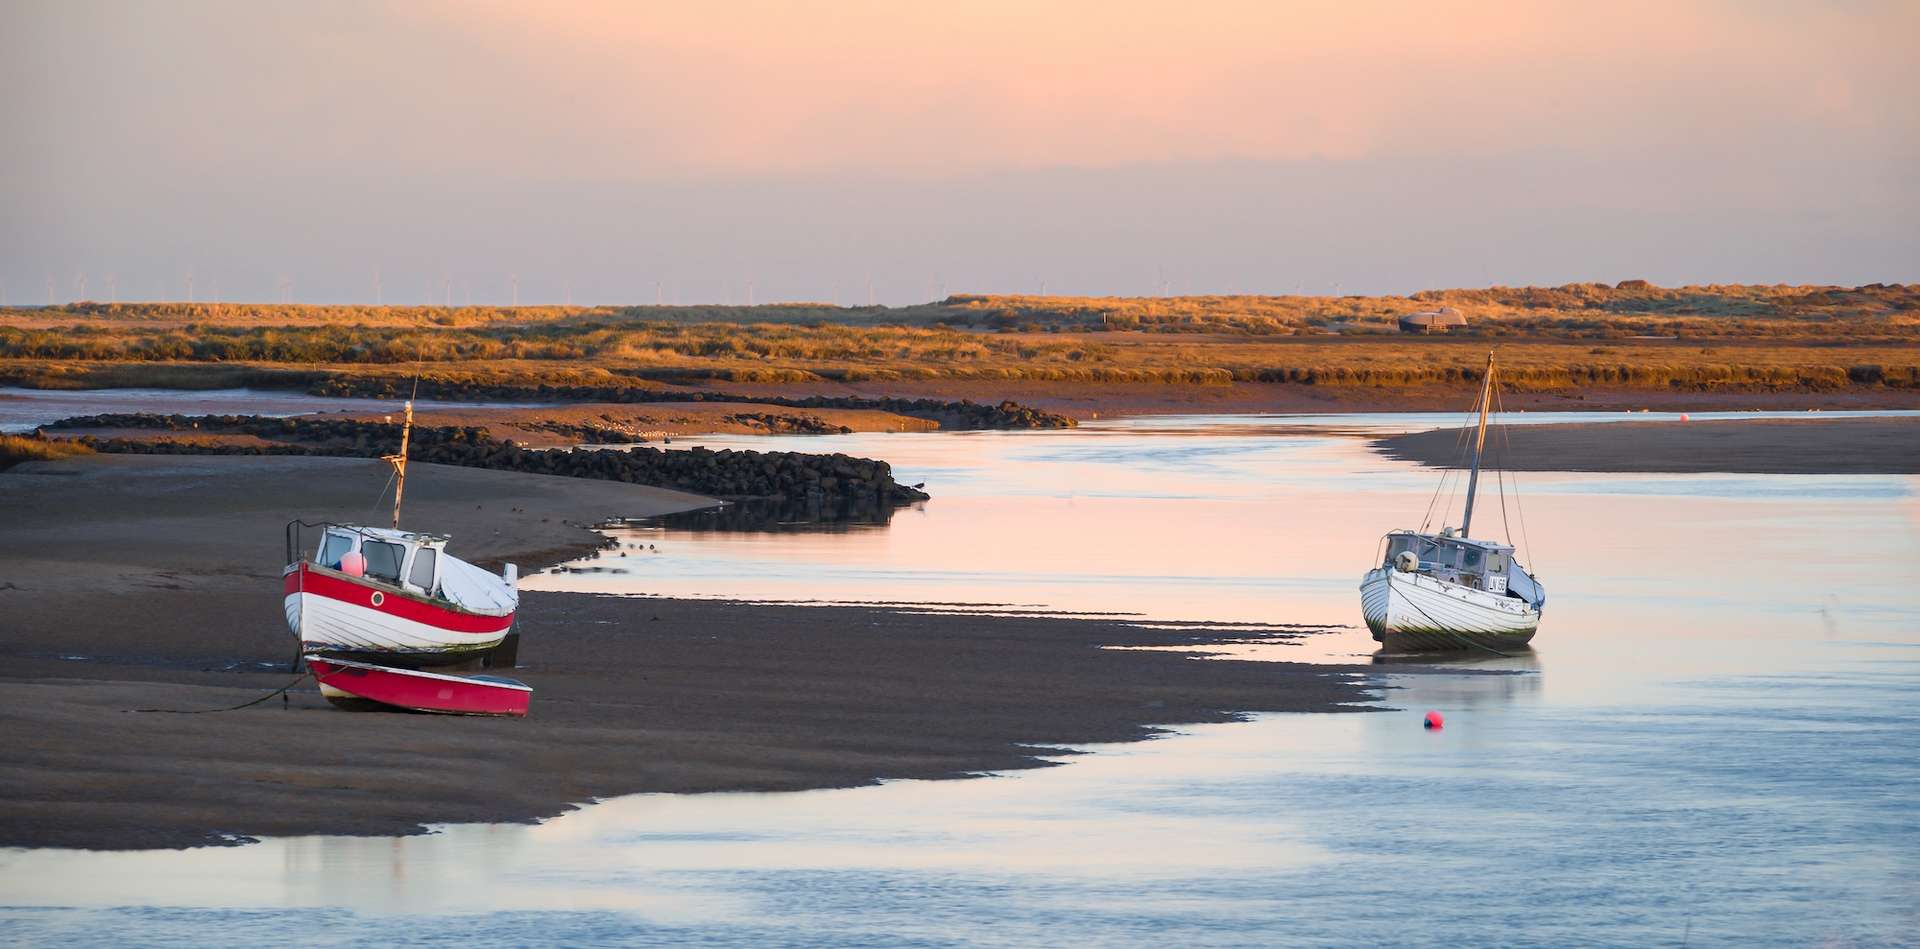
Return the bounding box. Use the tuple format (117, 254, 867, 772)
(282, 401, 521, 668)
(283, 525, 518, 664)
(306, 654, 532, 717)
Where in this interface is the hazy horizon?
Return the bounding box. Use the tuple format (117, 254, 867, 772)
(3, 0, 1915, 306)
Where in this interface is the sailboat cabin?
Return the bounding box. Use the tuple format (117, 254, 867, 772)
(1379, 530, 1520, 595)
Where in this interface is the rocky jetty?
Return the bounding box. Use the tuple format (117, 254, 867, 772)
(45, 413, 929, 514)
(306, 377, 1077, 430)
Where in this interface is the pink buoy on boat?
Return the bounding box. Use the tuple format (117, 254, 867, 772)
(338, 551, 365, 576)
(1424, 710, 1444, 729)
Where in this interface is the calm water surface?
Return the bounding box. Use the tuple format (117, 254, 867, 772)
(0, 386, 534, 433)
(3, 413, 1917, 946)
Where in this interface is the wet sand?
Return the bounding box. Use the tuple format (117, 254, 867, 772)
(0, 454, 1371, 850)
(1372, 416, 1920, 474)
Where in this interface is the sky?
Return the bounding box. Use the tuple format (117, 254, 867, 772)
(2, 0, 1915, 306)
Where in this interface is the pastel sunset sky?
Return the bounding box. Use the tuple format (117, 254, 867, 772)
(3, 1, 1914, 304)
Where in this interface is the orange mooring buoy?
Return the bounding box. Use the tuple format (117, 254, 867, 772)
(1423, 710, 1445, 729)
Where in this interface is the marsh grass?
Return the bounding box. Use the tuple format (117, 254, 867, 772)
(3, 283, 1915, 393)
(0, 434, 95, 471)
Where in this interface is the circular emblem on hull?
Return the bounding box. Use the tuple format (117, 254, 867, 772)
(370, 591, 385, 607)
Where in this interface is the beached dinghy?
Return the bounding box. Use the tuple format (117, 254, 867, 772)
(281, 401, 520, 667)
(306, 654, 531, 717)
(1359, 354, 1546, 653)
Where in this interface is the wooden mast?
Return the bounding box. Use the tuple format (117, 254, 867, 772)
(383, 401, 413, 529)
(1460, 353, 1495, 536)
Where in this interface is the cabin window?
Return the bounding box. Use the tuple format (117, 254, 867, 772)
(364, 541, 405, 583)
(319, 533, 354, 568)
(1463, 548, 1483, 569)
(408, 548, 437, 591)
(1488, 553, 1507, 573)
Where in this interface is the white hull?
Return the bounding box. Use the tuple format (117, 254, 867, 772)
(1359, 567, 1540, 651)
(284, 591, 506, 658)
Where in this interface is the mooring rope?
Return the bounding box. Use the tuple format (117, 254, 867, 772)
(127, 672, 311, 714)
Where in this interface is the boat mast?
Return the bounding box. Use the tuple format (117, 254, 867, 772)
(383, 401, 413, 529)
(1459, 353, 1495, 536)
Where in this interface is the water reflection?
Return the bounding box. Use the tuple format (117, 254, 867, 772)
(3, 414, 1918, 944)
(531, 417, 1920, 681)
(642, 495, 918, 532)
(4, 647, 1914, 945)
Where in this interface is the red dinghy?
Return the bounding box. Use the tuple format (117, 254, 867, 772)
(307, 655, 532, 717)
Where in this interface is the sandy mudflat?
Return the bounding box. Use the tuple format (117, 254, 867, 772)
(1372, 416, 1920, 474)
(0, 454, 1371, 850)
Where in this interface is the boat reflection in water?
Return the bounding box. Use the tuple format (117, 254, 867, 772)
(630, 493, 920, 533)
(1369, 648, 1544, 708)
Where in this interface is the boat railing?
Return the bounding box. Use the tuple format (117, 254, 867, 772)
(284, 519, 401, 567)
(285, 519, 334, 567)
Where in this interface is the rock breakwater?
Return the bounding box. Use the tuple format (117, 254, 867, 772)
(43, 413, 929, 516)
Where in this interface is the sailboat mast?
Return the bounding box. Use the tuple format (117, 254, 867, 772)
(388, 401, 413, 529)
(1460, 353, 1495, 536)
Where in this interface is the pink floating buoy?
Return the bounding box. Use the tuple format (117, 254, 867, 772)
(1679, 413, 1690, 422)
(1423, 710, 1444, 729)
(339, 551, 366, 577)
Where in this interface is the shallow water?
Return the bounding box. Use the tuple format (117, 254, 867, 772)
(4, 413, 1918, 946)
(0, 386, 531, 433)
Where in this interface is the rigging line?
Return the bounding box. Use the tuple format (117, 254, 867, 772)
(410, 338, 424, 403)
(1495, 383, 1537, 571)
(368, 464, 398, 522)
(1419, 422, 1469, 531)
(1493, 390, 1514, 546)
(1422, 397, 1480, 531)
(1498, 467, 1513, 546)
(1450, 381, 1486, 527)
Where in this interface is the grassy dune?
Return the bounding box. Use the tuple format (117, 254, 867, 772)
(2, 284, 1915, 396)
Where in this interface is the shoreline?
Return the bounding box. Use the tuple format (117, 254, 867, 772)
(0, 453, 1373, 851)
(1371, 416, 1920, 474)
(11, 376, 1920, 428)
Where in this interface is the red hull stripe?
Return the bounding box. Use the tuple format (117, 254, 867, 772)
(286, 564, 514, 635)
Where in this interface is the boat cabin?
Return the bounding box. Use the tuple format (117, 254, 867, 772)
(1380, 529, 1518, 595)
(315, 526, 450, 599)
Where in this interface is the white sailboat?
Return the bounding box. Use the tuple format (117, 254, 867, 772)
(1359, 354, 1546, 653)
